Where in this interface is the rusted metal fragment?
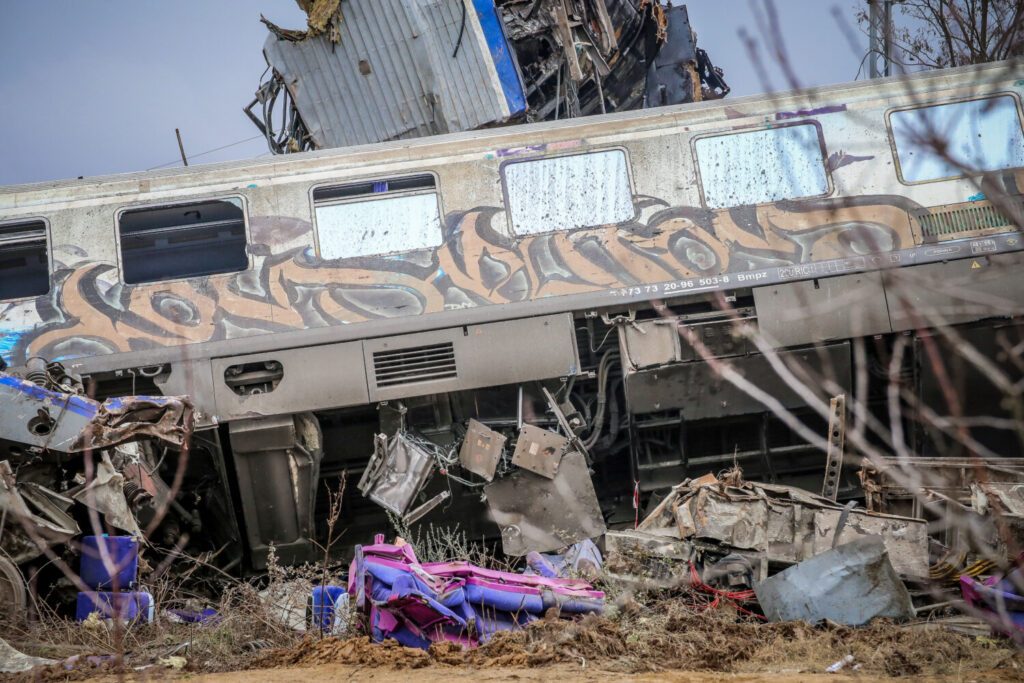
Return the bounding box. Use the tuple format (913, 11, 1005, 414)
(755, 536, 914, 625)
(605, 529, 697, 588)
(511, 424, 567, 479)
(604, 527, 767, 590)
(459, 418, 506, 482)
(862, 456, 1024, 557)
(71, 396, 193, 452)
(636, 474, 929, 577)
(484, 450, 606, 555)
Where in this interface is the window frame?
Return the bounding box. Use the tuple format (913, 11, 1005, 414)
(309, 171, 445, 260)
(691, 120, 834, 209)
(885, 92, 1024, 186)
(114, 194, 252, 286)
(498, 147, 639, 238)
(0, 216, 52, 301)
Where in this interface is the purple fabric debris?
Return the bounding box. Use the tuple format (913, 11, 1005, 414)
(347, 534, 603, 650)
(525, 539, 603, 579)
(961, 566, 1024, 635)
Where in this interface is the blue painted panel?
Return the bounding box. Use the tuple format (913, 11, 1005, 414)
(472, 0, 527, 115)
(0, 374, 99, 418)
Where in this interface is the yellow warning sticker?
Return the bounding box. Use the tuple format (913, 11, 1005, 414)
(971, 261, 981, 269)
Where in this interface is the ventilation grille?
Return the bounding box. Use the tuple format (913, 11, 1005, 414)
(373, 342, 457, 388)
(914, 198, 1023, 241)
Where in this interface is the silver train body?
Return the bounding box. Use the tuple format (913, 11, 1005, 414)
(1, 61, 1022, 569)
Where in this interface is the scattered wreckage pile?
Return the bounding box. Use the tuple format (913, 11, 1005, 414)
(248, 0, 728, 152)
(2, 355, 1024, 674)
(0, 358, 193, 621)
(352, 395, 1024, 650)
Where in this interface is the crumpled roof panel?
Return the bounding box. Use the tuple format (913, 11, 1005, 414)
(264, 0, 525, 148)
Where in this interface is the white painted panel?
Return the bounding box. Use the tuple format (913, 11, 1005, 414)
(316, 193, 442, 259)
(696, 124, 829, 209)
(504, 150, 634, 235)
(891, 95, 1024, 183)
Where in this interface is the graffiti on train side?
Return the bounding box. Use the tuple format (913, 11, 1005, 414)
(2, 194, 920, 365)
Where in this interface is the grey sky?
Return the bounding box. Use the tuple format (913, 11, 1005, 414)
(0, 1, 867, 187)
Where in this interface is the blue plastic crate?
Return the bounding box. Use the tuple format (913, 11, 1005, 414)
(79, 535, 138, 590)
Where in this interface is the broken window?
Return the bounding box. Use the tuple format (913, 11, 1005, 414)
(890, 95, 1024, 183)
(503, 150, 635, 236)
(313, 175, 442, 259)
(695, 123, 829, 209)
(118, 198, 248, 285)
(0, 220, 49, 300)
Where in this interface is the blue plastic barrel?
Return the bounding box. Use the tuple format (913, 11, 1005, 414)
(311, 585, 348, 633)
(79, 536, 139, 590)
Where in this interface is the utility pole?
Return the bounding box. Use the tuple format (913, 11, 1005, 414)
(175, 128, 189, 167)
(867, 0, 896, 78)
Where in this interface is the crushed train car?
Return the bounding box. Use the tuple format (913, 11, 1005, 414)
(246, 0, 728, 152)
(0, 60, 1022, 599)
(0, 360, 193, 616)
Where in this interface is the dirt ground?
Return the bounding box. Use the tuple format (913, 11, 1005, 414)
(11, 600, 1023, 681)
(186, 664, 1023, 682)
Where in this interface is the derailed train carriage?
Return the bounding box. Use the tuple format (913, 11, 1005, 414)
(0, 61, 1022, 579)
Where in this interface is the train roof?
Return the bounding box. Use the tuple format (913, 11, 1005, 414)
(1, 59, 1018, 204)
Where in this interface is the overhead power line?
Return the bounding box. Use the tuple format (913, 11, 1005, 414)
(146, 134, 263, 171)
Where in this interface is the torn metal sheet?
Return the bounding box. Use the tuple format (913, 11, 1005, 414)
(604, 528, 768, 590)
(0, 371, 192, 455)
(459, 418, 506, 482)
(604, 529, 694, 587)
(645, 4, 701, 107)
(68, 452, 143, 538)
(484, 450, 605, 555)
(0, 460, 79, 563)
(755, 535, 915, 625)
(638, 474, 929, 578)
(861, 456, 1024, 556)
(511, 423, 567, 479)
(71, 395, 193, 452)
(0, 373, 99, 452)
(260, 0, 525, 150)
(358, 432, 435, 516)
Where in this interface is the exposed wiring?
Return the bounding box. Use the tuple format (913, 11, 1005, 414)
(402, 431, 488, 488)
(583, 350, 619, 450)
(452, 0, 467, 58)
(686, 561, 765, 620)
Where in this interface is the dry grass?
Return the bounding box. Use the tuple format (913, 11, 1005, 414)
(384, 514, 519, 572)
(255, 597, 1024, 678)
(1, 547, 341, 679)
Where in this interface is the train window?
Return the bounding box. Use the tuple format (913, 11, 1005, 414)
(118, 198, 248, 285)
(0, 220, 49, 300)
(890, 95, 1024, 183)
(502, 150, 635, 236)
(695, 123, 829, 208)
(313, 174, 442, 259)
